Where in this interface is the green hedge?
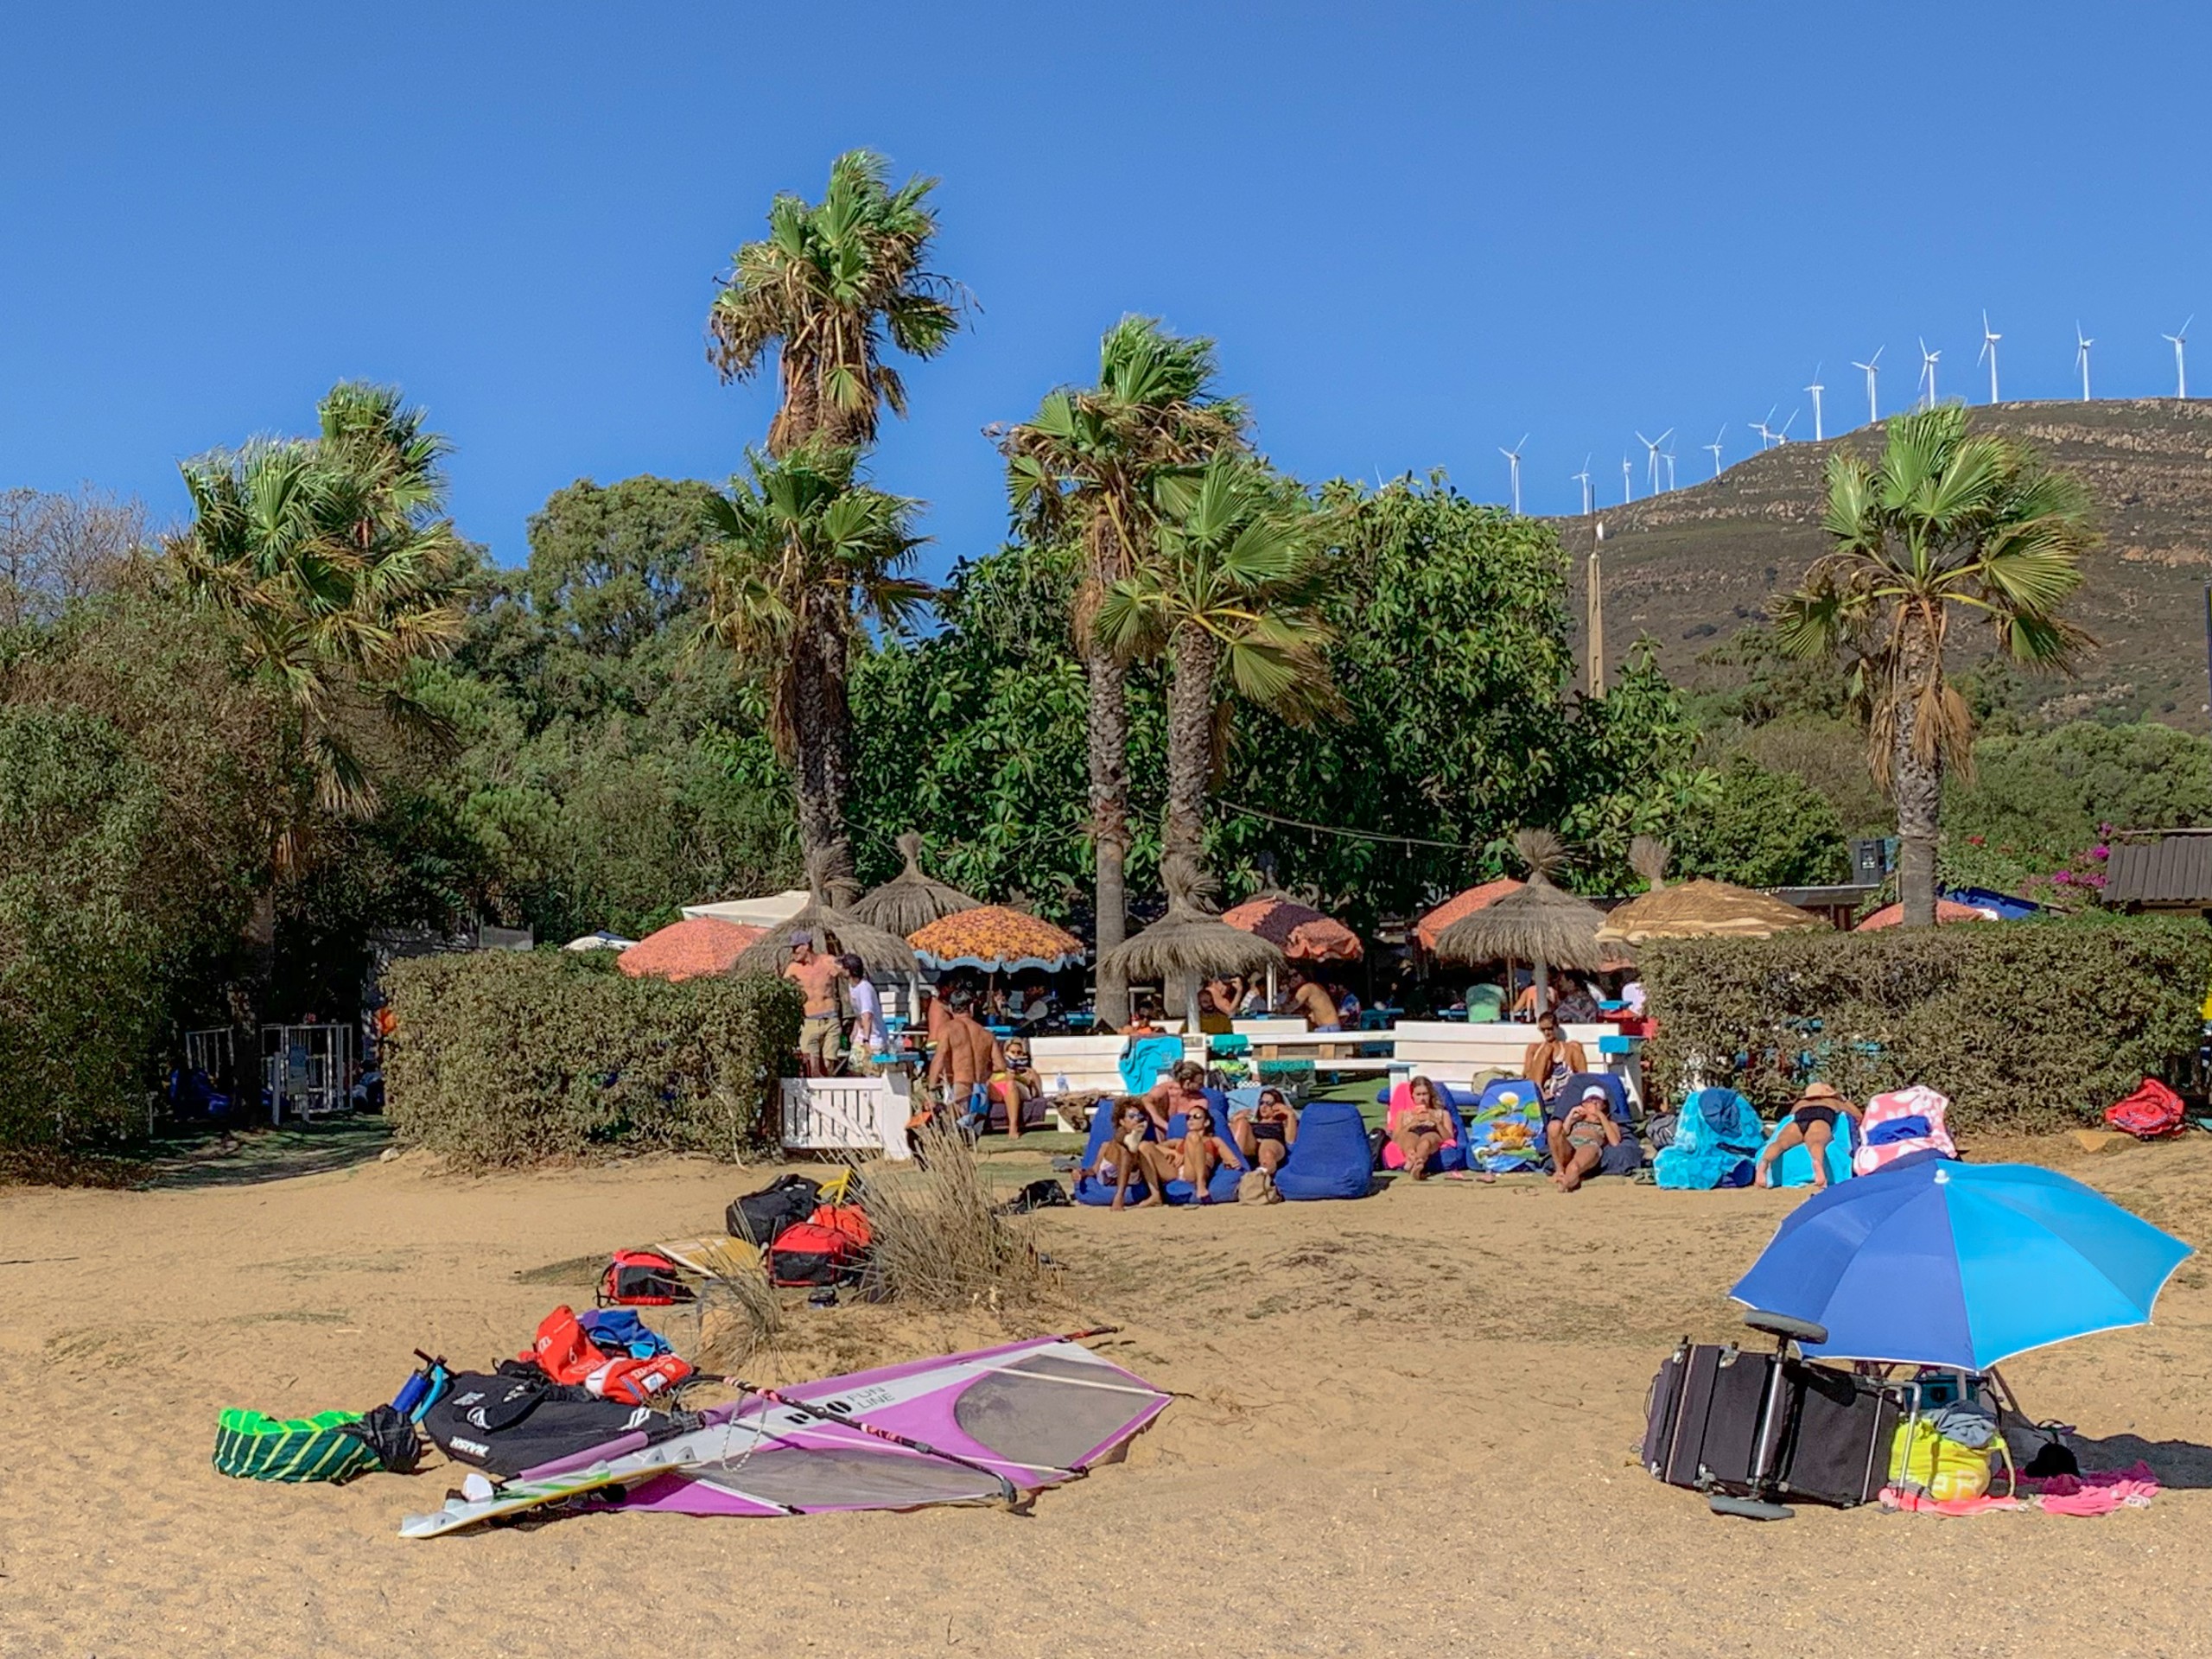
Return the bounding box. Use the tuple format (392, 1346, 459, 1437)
(1640, 914, 2212, 1133)
(385, 950, 802, 1166)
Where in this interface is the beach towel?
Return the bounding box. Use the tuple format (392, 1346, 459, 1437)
(1378, 1078, 1468, 1173)
(1652, 1088, 1763, 1190)
(1118, 1034, 1185, 1096)
(1853, 1086, 1956, 1175)
(1272, 1099, 1374, 1201)
(1760, 1112, 1858, 1188)
(1462, 1078, 1548, 1174)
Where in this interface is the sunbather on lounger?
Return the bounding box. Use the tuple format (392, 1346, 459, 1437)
(1177, 1103, 1240, 1200)
(1390, 1076, 1457, 1182)
(1547, 1084, 1619, 1192)
(1232, 1087, 1300, 1173)
(1755, 1082, 1859, 1192)
(1093, 1100, 1166, 1211)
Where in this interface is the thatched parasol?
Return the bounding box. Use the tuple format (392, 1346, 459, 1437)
(1222, 895, 1363, 963)
(1414, 876, 1522, 952)
(618, 917, 764, 982)
(1433, 830, 1623, 1002)
(1101, 861, 1287, 1030)
(1598, 841, 1824, 944)
(909, 906, 1085, 974)
(849, 832, 983, 937)
(733, 854, 921, 978)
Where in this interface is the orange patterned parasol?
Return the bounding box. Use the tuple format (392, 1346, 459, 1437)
(1221, 896, 1363, 962)
(619, 917, 766, 982)
(908, 906, 1087, 974)
(1414, 878, 1521, 951)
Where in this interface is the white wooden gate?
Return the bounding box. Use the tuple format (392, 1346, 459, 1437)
(779, 1071, 912, 1160)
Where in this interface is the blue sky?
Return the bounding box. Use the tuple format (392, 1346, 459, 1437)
(3, 2, 2207, 578)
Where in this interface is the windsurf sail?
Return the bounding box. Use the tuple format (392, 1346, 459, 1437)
(399, 1335, 1166, 1535)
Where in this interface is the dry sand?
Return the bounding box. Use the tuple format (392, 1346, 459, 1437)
(5, 1127, 2212, 1657)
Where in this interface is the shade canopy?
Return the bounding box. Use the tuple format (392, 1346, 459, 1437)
(1433, 877, 1623, 973)
(1855, 898, 2002, 931)
(619, 918, 766, 982)
(1597, 879, 1825, 944)
(909, 906, 1086, 974)
(1732, 1159, 2194, 1370)
(1414, 878, 1521, 951)
(733, 898, 919, 978)
(849, 832, 983, 938)
(1221, 896, 1363, 963)
(1102, 893, 1287, 987)
(681, 889, 812, 929)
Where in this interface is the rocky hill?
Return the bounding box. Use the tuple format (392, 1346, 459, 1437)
(1547, 398, 2212, 729)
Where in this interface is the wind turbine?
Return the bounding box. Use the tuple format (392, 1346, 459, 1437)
(1775, 409, 1799, 444)
(1662, 443, 1677, 492)
(1750, 405, 1777, 450)
(2075, 323, 2094, 402)
(1805, 364, 1826, 442)
(1621, 455, 1633, 504)
(1917, 338, 1941, 409)
(1704, 425, 1726, 478)
(2165, 316, 2193, 399)
(1573, 455, 1593, 517)
(1977, 311, 2002, 404)
(1499, 434, 1528, 515)
(1852, 347, 1883, 426)
(1635, 428, 1673, 495)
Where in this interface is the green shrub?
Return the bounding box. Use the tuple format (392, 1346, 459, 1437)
(1641, 914, 2212, 1133)
(0, 706, 166, 1150)
(384, 950, 802, 1166)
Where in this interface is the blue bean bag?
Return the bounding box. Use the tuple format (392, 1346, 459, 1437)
(1760, 1111, 1857, 1188)
(1652, 1088, 1763, 1190)
(1072, 1089, 1246, 1206)
(1272, 1100, 1374, 1201)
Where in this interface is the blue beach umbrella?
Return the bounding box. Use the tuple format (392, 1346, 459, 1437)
(1731, 1159, 2193, 1371)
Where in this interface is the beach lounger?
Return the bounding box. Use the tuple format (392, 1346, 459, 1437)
(1652, 1088, 1763, 1191)
(1760, 1112, 1857, 1187)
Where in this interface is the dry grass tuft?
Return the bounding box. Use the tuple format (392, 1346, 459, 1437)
(858, 1123, 1056, 1313)
(695, 1268, 787, 1373)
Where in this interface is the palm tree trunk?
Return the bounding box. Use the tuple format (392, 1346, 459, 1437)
(1893, 620, 1942, 928)
(790, 620, 859, 900)
(1085, 646, 1132, 1028)
(1163, 626, 1221, 876)
(232, 876, 277, 1128)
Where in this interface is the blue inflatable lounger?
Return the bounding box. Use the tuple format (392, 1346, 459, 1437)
(1273, 1099, 1373, 1201)
(1073, 1090, 1247, 1206)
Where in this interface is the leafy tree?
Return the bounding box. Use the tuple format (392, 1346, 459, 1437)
(998, 318, 1246, 1019)
(1775, 405, 2095, 926)
(700, 444, 925, 897)
(169, 382, 470, 1021)
(707, 149, 961, 457)
(1097, 455, 1339, 878)
(1672, 757, 1848, 887)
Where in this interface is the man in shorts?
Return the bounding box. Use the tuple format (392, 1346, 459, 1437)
(784, 936, 845, 1077)
(927, 989, 1005, 1135)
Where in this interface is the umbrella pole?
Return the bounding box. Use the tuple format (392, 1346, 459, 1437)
(1267, 963, 1278, 1014)
(1535, 958, 1551, 1014)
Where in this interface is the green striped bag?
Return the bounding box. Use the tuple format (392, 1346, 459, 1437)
(213, 1408, 379, 1483)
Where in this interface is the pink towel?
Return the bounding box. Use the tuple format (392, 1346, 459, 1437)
(2018, 1460, 2159, 1516)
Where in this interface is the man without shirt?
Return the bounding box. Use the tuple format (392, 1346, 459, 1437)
(927, 989, 1005, 1134)
(784, 936, 845, 1077)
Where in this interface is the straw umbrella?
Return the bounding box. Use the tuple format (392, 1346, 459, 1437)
(849, 831, 982, 936)
(1433, 830, 1620, 1007)
(1100, 861, 1286, 1033)
(1597, 840, 1825, 944)
(733, 854, 920, 979)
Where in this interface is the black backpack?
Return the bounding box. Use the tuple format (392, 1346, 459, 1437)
(727, 1174, 823, 1247)
(421, 1368, 692, 1477)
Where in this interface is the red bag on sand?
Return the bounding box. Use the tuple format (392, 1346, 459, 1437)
(766, 1204, 872, 1287)
(523, 1305, 693, 1403)
(2106, 1078, 2186, 1140)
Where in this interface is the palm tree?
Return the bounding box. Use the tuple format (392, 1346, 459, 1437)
(707, 149, 962, 457)
(1097, 455, 1342, 879)
(997, 317, 1246, 1023)
(701, 442, 927, 899)
(1773, 404, 2094, 925)
(173, 381, 468, 1043)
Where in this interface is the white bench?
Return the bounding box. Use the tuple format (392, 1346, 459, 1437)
(780, 1072, 912, 1161)
(1388, 1020, 1643, 1114)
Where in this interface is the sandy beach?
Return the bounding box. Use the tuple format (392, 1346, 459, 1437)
(4, 1128, 2209, 1658)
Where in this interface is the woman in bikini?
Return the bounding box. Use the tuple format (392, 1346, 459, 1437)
(1389, 1075, 1459, 1182)
(1231, 1086, 1300, 1173)
(1093, 1099, 1165, 1211)
(1547, 1084, 1620, 1192)
(1756, 1081, 1859, 1192)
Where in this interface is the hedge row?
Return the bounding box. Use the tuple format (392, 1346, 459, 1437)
(385, 950, 802, 1166)
(1639, 914, 2212, 1133)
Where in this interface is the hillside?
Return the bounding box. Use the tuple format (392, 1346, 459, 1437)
(1547, 398, 2212, 729)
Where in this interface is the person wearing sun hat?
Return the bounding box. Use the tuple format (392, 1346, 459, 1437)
(1755, 1080, 1860, 1193)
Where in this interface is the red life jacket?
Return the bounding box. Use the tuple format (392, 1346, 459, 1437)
(524, 1305, 693, 1404)
(2107, 1077, 2186, 1140)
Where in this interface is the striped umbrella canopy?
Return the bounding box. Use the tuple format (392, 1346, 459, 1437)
(619, 918, 766, 982)
(1222, 896, 1364, 963)
(909, 906, 1086, 974)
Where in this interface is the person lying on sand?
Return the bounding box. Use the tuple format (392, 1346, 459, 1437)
(1231, 1087, 1300, 1173)
(1390, 1075, 1458, 1182)
(1546, 1084, 1619, 1192)
(1755, 1081, 1859, 1192)
(1093, 1099, 1165, 1211)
